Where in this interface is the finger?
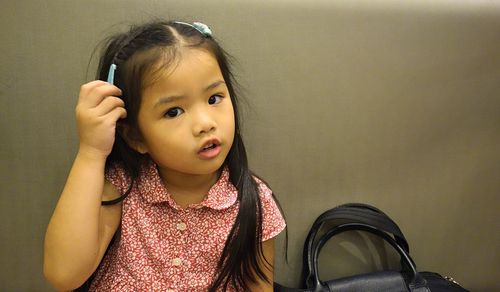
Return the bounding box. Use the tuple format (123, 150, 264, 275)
(79, 80, 107, 96)
(94, 96, 125, 116)
(105, 106, 128, 123)
(79, 81, 122, 108)
(86, 83, 122, 108)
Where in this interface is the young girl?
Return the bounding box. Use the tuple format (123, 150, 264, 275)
(44, 20, 286, 291)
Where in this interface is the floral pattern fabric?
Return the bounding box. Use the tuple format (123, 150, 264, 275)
(89, 160, 286, 291)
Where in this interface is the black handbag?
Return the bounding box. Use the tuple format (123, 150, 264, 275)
(274, 203, 469, 292)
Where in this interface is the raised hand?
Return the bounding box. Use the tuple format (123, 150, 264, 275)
(75, 80, 127, 159)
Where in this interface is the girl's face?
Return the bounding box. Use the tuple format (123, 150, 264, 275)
(132, 48, 235, 182)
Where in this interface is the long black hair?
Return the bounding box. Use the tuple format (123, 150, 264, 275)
(87, 20, 279, 291)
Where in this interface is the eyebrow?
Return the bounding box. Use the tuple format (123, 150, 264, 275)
(154, 80, 226, 108)
(205, 80, 226, 91)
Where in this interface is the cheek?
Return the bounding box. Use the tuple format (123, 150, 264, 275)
(230, 115, 236, 136)
(143, 127, 180, 149)
(225, 107, 236, 137)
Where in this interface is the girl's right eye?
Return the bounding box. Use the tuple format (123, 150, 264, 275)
(164, 107, 184, 118)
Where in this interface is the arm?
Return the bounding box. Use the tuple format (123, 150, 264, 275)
(43, 81, 126, 290)
(248, 238, 275, 292)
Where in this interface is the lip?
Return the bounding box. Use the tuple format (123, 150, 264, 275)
(198, 138, 222, 159)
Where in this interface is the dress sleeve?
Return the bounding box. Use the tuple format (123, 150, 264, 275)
(105, 162, 132, 196)
(255, 178, 286, 242)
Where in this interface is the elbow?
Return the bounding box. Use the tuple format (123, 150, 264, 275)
(43, 261, 89, 291)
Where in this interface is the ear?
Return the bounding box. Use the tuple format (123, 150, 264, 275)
(118, 123, 148, 154)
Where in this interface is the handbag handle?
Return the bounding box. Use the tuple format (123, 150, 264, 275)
(309, 223, 425, 291)
(303, 203, 412, 287)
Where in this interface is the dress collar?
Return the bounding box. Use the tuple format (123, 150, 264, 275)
(139, 160, 238, 210)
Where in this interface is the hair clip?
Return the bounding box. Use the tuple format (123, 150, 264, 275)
(174, 21, 212, 37)
(107, 63, 117, 84)
(192, 22, 212, 37)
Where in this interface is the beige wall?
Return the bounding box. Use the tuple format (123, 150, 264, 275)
(1, 0, 499, 291)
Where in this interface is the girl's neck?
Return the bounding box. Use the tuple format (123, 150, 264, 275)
(157, 167, 221, 208)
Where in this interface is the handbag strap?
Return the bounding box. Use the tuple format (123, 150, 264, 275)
(302, 203, 412, 288)
(309, 223, 426, 291)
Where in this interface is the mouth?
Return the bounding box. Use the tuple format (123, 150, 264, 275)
(201, 143, 218, 151)
(198, 139, 222, 159)
(199, 139, 221, 152)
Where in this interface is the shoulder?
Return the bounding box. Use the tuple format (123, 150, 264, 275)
(251, 174, 287, 241)
(252, 175, 273, 199)
(105, 161, 128, 179)
(105, 161, 132, 196)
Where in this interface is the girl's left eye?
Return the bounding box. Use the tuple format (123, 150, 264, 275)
(208, 95, 223, 105)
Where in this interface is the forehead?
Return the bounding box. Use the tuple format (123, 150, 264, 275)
(144, 48, 222, 91)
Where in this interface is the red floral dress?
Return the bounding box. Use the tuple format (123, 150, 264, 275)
(89, 160, 286, 291)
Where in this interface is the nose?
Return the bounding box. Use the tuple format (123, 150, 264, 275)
(192, 109, 216, 136)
